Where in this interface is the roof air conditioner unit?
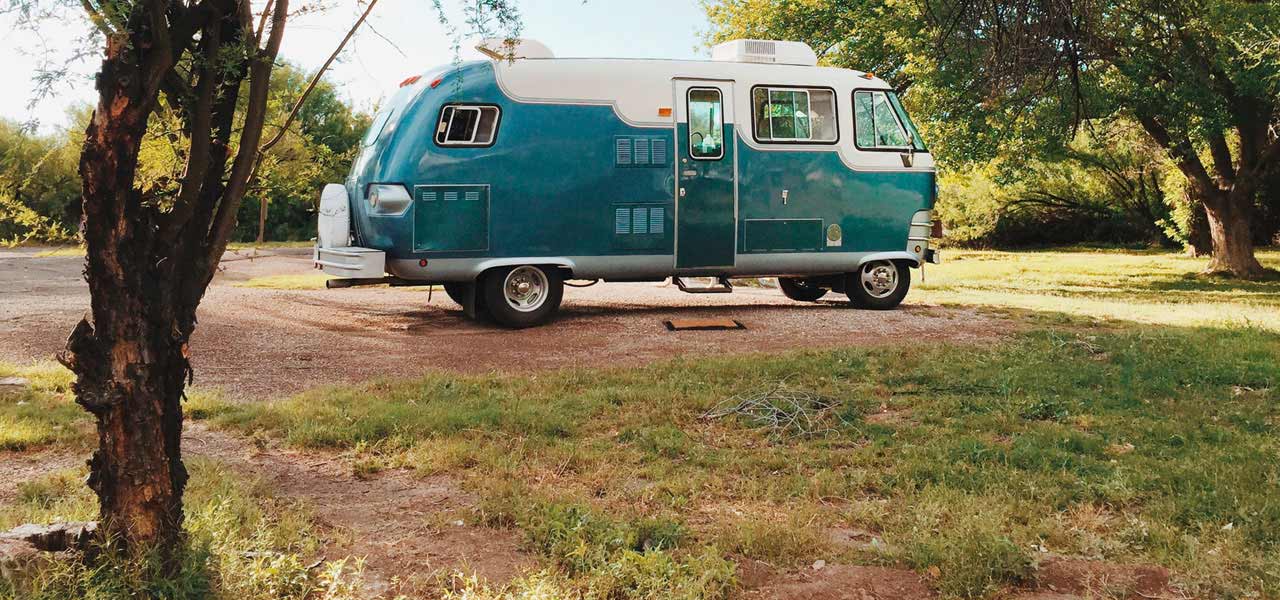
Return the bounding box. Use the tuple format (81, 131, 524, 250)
(710, 39, 818, 66)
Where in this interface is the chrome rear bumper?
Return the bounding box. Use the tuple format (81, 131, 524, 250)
(314, 246, 386, 279)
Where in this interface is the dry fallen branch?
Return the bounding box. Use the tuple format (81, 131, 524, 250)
(702, 382, 850, 439)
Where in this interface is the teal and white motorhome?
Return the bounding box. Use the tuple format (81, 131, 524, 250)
(315, 38, 940, 328)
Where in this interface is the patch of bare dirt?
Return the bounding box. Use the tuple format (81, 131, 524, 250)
(0, 448, 83, 504)
(0, 249, 1016, 401)
(184, 423, 536, 597)
(1026, 555, 1173, 599)
(741, 562, 935, 599)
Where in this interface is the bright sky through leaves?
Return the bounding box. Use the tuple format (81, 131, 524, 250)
(0, 0, 708, 131)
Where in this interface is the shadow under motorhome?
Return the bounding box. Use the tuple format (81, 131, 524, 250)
(315, 38, 939, 328)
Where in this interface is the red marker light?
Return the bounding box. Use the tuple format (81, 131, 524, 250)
(429, 77, 443, 88)
(399, 75, 421, 88)
(418, 259, 428, 267)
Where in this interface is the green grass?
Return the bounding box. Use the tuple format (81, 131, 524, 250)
(0, 362, 88, 451)
(231, 273, 333, 290)
(917, 248, 1280, 330)
(195, 325, 1280, 598)
(30, 246, 85, 258)
(0, 460, 363, 600)
(8, 248, 1280, 598)
(225, 241, 316, 251)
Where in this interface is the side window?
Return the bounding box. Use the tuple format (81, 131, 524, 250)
(751, 86, 838, 143)
(687, 88, 724, 160)
(853, 90, 910, 149)
(435, 105, 501, 147)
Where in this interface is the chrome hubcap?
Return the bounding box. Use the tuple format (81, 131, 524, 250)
(860, 261, 898, 299)
(503, 266, 548, 312)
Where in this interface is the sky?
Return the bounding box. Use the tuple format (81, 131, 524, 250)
(0, 0, 711, 132)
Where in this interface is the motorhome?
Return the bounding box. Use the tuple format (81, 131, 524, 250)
(315, 38, 939, 328)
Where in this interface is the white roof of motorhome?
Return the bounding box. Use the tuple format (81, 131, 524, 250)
(478, 39, 895, 129)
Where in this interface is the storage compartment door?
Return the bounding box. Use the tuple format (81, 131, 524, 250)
(413, 185, 489, 252)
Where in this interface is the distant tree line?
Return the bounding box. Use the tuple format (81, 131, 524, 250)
(0, 62, 370, 246)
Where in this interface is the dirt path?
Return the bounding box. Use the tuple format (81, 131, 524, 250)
(0, 248, 1012, 400)
(183, 423, 536, 596)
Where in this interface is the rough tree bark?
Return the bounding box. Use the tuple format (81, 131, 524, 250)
(57, 0, 287, 561)
(1201, 188, 1265, 276)
(1139, 116, 1271, 278)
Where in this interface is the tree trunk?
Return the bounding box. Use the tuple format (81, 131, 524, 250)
(60, 32, 191, 561)
(1200, 187, 1266, 278)
(1185, 192, 1212, 257)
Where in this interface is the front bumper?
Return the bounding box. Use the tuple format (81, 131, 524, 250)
(314, 246, 386, 279)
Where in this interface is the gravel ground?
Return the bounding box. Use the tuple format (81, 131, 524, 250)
(0, 247, 1012, 400)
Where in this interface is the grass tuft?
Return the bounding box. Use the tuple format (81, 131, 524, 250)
(0, 460, 363, 600)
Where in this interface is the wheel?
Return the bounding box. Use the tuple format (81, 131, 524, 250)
(481, 265, 564, 328)
(778, 277, 828, 302)
(442, 282, 471, 307)
(845, 260, 910, 309)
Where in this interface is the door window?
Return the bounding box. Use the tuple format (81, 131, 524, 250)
(687, 88, 724, 160)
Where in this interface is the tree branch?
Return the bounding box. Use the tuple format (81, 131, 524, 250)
(1138, 114, 1219, 199)
(204, 0, 287, 262)
(1207, 131, 1235, 184)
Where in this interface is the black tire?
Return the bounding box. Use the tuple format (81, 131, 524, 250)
(778, 277, 828, 302)
(845, 260, 911, 309)
(481, 265, 564, 328)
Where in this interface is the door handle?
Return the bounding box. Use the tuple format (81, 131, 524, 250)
(681, 170, 698, 177)
(782, 189, 789, 205)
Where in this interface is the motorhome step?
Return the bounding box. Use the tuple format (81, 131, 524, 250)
(664, 318, 746, 331)
(673, 277, 734, 294)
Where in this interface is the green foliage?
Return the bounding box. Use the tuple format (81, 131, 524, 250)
(935, 123, 1181, 248)
(0, 63, 369, 245)
(0, 460, 363, 600)
(232, 63, 372, 242)
(0, 115, 84, 244)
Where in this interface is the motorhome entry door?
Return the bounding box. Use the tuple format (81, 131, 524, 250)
(673, 80, 736, 270)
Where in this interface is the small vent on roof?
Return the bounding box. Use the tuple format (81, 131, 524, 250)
(745, 40, 776, 56)
(711, 39, 818, 66)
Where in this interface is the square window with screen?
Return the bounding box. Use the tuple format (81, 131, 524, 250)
(435, 105, 501, 147)
(752, 86, 838, 143)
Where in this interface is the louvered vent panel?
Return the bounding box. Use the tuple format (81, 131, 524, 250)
(615, 208, 631, 235)
(632, 207, 648, 234)
(464, 191, 480, 202)
(650, 138, 667, 165)
(633, 138, 650, 165)
(745, 40, 777, 55)
(420, 191, 437, 202)
(615, 138, 632, 166)
(649, 207, 664, 234)
(444, 191, 458, 202)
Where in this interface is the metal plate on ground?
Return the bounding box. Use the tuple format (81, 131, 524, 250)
(664, 318, 746, 331)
